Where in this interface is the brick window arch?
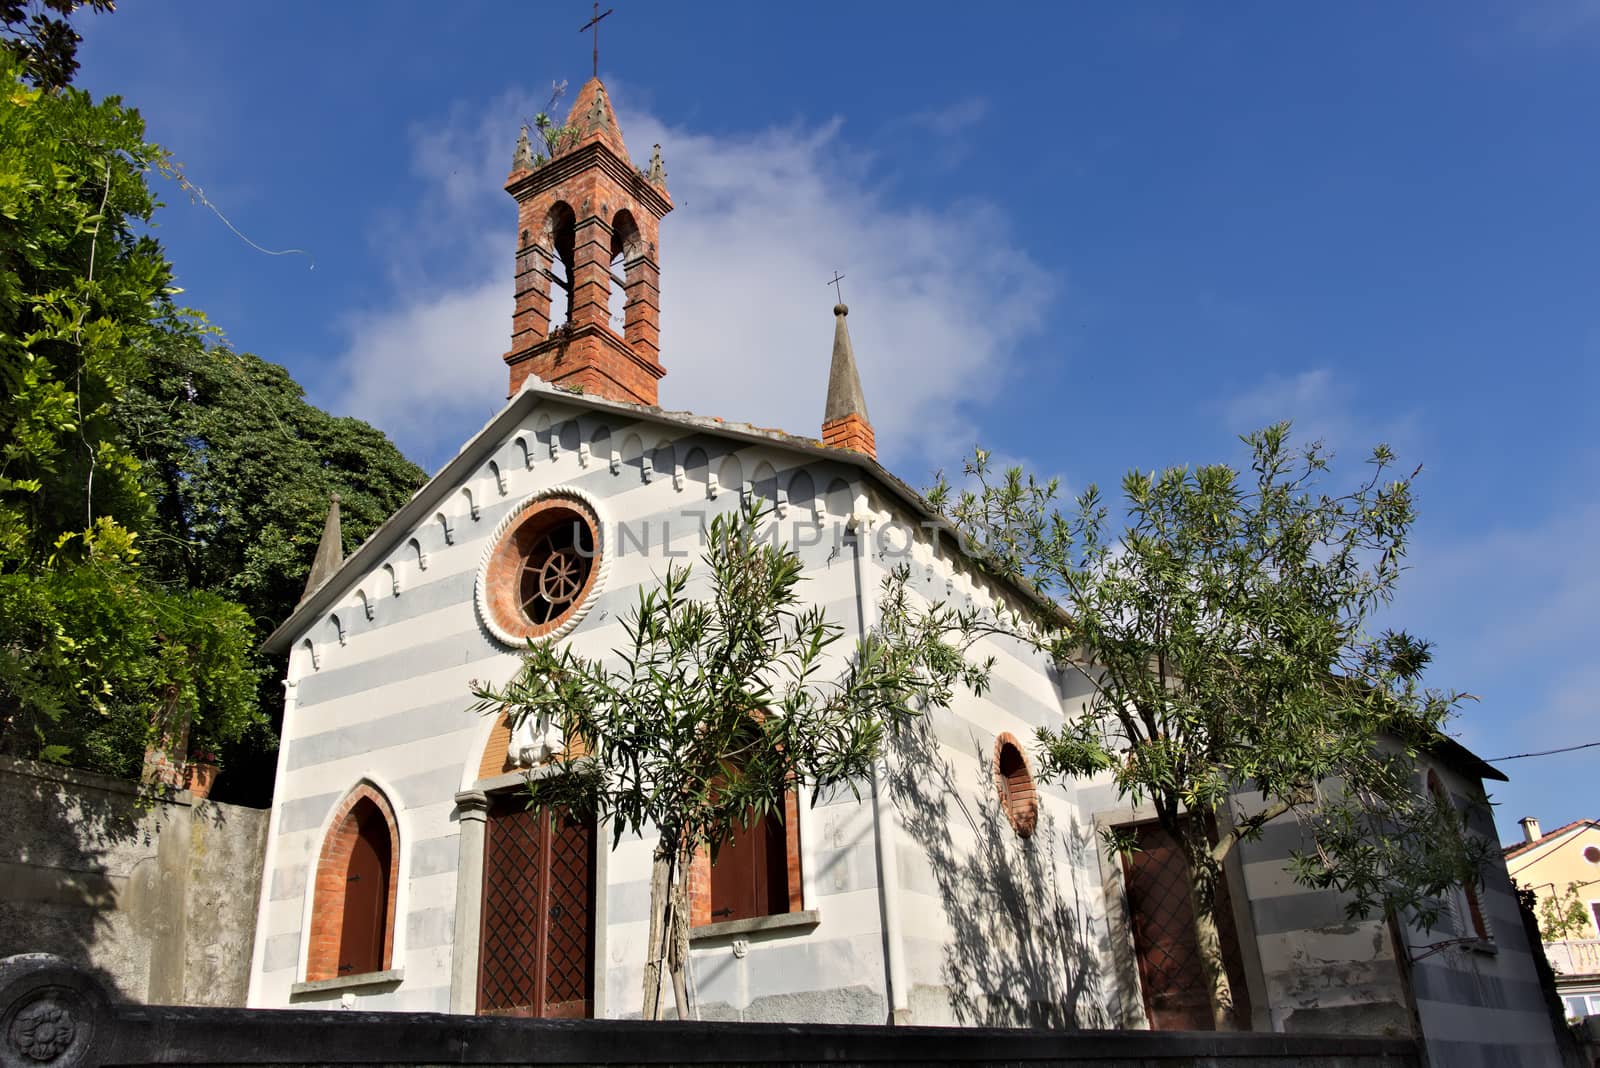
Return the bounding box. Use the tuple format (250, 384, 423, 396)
(995, 733, 1039, 839)
(1427, 769, 1489, 941)
(307, 783, 400, 981)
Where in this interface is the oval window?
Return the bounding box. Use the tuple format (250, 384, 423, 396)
(994, 734, 1038, 839)
(479, 493, 604, 644)
(1585, 845, 1600, 865)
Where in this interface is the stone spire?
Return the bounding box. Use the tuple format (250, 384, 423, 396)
(512, 125, 534, 172)
(299, 494, 343, 604)
(821, 304, 876, 459)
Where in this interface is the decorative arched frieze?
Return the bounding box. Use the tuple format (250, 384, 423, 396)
(591, 427, 614, 474)
(653, 442, 675, 490)
(787, 469, 816, 521)
(718, 455, 744, 504)
(621, 433, 644, 482)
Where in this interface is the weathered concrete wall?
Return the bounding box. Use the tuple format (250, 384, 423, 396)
(0, 756, 268, 1006)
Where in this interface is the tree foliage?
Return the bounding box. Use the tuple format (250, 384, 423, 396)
(905, 424, 1486, 1028)
(0, 54, 259, 776)
(472, 500, 973, 1019)
(113, 338, 426, 799)
(2, 0, 112, 92)
(1535, 881, 1596, 942)
(118, 337, 426, 642)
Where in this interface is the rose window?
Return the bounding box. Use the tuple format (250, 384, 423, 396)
(517, 514, 593, 625)
(478, 492, 606, 645)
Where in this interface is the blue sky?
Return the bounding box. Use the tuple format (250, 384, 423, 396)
(76, 2, 1599, 843)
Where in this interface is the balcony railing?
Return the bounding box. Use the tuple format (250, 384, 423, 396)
(1545, 939, 1600, 976)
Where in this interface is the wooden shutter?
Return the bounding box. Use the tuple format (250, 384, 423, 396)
(709, 809, 789, 923)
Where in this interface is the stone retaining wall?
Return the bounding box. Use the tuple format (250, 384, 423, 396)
(0, 954, 1421, 1067)
(0, 757, 268, 1006)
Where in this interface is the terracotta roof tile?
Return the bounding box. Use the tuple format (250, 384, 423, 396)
(1503, 818, 1600, 860)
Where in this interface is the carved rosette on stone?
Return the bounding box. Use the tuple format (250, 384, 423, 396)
(0, 955, 109, 1068)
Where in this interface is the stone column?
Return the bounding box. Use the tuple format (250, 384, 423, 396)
(449, 790, 490, 1014)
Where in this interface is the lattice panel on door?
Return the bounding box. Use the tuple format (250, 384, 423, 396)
(1122, 821, 1211, 1031)
(480, 800, 544, 1015)
(478, 796, 595, 1018)
(543, 812, 595, 1015)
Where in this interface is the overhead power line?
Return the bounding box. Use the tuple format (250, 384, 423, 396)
(1487, 740, 1600, 762)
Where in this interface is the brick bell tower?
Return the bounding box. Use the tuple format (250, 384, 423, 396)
(504, 78, 672, 404)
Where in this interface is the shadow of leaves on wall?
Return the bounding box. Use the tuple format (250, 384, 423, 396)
(890, 717, 1123, 1029)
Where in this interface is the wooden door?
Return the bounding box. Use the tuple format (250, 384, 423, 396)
(478, 794, 595, 1018)
(1120, 819, 1251, 1030)
(709, 810, 787, 923)
(339, 805, 391, 976)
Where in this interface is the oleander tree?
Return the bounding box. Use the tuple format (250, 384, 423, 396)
(897, 424, 1487, 1029)
(473, 499, 979, 1019)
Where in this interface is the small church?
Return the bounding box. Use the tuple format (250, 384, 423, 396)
(245, 66, 1561, 1067)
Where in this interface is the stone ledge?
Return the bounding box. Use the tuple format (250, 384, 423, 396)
(690, 909, 820, 942)
(289, 968, 404, 997)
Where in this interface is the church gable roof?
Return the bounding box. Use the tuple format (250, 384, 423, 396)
(263, 379, 1037, 654)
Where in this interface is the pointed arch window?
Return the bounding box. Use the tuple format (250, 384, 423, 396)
(545, 202, 577, 333)
(307, 784, 400, 981)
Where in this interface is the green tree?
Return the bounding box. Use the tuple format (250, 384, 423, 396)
(0, 55, 259, 775)
(2, 0, 113, 92)
(118, 337, 426, 641)
(906, 425, 1485, 1029)
(114, 336, 426, 799)
(1535, 881, 1596, 942)
(472, 500, 974, 1019)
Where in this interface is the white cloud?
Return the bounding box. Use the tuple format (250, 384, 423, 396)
(1221, 367, 1422, 465)
(1514, 0, 1600, 45)
(326, 85, 1052, 474)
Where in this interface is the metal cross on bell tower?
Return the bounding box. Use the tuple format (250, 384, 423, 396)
(580, 3, 615, 79)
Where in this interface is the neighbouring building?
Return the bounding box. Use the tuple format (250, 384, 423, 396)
(1505, 816, 1600, 1020)
(242, 69, 1565, 1067)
